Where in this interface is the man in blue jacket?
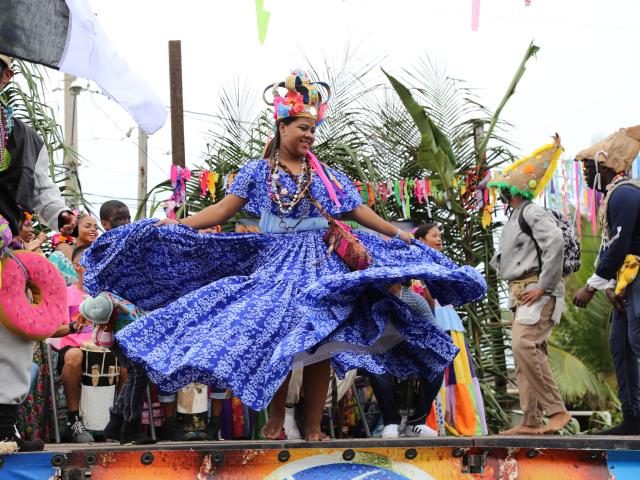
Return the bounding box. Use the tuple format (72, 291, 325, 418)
(574, 125, 640, 435)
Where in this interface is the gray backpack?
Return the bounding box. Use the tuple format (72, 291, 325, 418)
(518, 202, 581, 277)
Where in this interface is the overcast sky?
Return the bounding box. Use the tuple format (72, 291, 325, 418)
(38, 0, 640, 218)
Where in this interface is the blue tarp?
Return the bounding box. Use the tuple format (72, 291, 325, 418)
(0, 453, 56, 480)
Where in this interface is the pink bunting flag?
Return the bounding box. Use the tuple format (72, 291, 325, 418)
(415, 181, 423, 204)
(471, 0, 480, 31)
(588, 187, 598, 235)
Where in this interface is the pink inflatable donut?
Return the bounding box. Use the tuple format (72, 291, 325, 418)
(0, 250, 68, 340)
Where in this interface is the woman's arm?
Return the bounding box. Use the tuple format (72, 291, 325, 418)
(157, 194, 248, 229)
(343, 205, 413, 244)
(54, 242, 73, 260)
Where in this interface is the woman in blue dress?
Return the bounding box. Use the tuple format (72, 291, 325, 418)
(82, 70, 487, 441)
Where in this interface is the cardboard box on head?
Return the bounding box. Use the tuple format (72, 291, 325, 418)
(0, 55, 12, 69)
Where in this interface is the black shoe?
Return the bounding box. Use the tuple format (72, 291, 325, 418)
(599, 414, 640, 435)
(206, 416, 221, 441)
(103, 413, 124, 442)
(162, 416, 186, 442)
(0, 435, 45, 452)
(120, 421, 157, 445)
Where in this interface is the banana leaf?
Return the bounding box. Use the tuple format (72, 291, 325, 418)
(382, 68, 456, 189)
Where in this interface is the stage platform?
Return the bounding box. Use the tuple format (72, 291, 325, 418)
(2, 436, 640, 479)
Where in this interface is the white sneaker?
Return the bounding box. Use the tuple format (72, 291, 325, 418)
(381, 424, 402, 438)
(283, 407, 302, 440)
(405, 424, 438, 438)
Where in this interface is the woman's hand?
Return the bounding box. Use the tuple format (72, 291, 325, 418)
(398, 230, 413, 245)
(345, 205, 413, 244)
(155, 218, 181, 227)
(26, 232, 46, 251)
(58, 211, 78, 236)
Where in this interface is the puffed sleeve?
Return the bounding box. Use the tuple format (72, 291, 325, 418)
(227, 159, 265, 216)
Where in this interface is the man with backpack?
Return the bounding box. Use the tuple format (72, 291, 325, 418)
(573, 125, 640, 435)
(489, 135, 572, 435)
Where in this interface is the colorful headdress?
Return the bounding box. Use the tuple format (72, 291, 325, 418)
(575, 125, 640, 173)
(488, 134, 563, 199)
(263, 70, 331, 125)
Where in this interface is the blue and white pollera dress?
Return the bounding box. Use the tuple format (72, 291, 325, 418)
(81, 159, 487, 410)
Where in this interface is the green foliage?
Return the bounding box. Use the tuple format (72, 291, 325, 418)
(377, 47, 540, 432)
(0, 60, 91, 225)
(381, 69, 456, 189)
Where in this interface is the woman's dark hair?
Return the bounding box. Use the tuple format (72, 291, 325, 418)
(414, 222, 439, 240)
(71, 212, 93, 238)
(263, 117, 297, 159)
(0, 60, 7, 77)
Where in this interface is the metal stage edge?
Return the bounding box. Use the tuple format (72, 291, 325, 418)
(2, 435, 640, 479)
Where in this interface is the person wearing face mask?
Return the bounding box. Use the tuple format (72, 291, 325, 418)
(81, 69, 486, 442)
(488, 135, 571, 435)
(573, 125, 640, 435)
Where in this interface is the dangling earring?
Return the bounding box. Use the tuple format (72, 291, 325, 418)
(594, 151, 606, 191)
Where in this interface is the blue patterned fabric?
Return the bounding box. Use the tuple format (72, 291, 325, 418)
(82, 159, 487, 410)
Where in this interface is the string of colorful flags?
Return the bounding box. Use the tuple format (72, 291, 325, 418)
(166, 157, 640, 239)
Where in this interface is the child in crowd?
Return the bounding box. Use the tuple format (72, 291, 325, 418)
(414, 223, 488, 436)
(80, 293, 156, 445)
(56, 245, 95, 443)
(367, 284, 443, 439)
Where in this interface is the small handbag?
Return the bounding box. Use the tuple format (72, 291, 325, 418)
(305, 194, 373, 271)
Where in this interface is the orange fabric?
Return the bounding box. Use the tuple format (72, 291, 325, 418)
(451, 383, 478, 435)
(426, 403, 438, 431)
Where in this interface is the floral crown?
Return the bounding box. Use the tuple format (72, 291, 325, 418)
(263, 70, 331, 126)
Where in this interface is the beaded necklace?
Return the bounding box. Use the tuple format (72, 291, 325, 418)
(268, 150, 313, 214)
(268, 150, 315, 231)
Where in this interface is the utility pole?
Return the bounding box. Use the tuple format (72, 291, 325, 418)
(137, 129, 148, 218)
(168, 40, 185, 168)
(63, 73, 81, 205)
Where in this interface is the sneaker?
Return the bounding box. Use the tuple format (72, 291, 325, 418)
(162, 416, 186, 442)
(381, 424, 402, 439)
(69, 419, 94, 443)
(283, 408, 302, 440)
(405, 424, 438, 438)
